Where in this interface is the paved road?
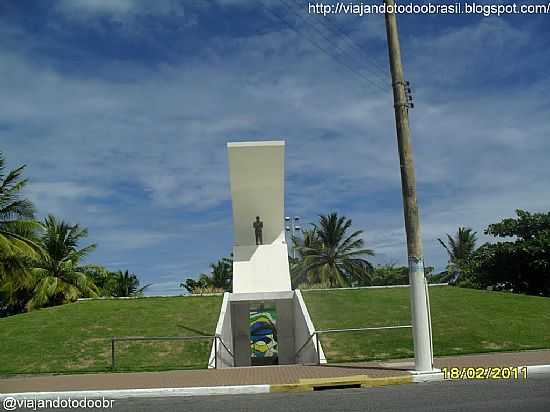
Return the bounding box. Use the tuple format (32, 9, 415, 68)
(37, 375, 550, 412)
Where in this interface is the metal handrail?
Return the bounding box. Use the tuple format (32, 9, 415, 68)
(294, 332, 316, 360)
(113, 335, 215, 342)
(216, 335, 235, 359)
(294, 324, 413, 365)
(316, 325, 412, 334)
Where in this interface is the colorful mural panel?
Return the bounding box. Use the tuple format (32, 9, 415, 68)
(249, 307, 278, 362)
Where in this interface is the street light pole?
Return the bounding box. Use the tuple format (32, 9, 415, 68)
(285, 216, 301, 259)
(384, 0, 433, 372)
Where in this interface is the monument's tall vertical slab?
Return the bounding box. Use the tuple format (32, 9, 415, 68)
(208, 140, 322, 368)
(227, 141, 292, 294)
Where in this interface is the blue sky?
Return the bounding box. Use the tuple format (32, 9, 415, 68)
(1, 1, 549, 295)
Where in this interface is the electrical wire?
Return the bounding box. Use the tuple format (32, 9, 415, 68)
(274, 0, 389, 92)
(261, 2, 388, 94)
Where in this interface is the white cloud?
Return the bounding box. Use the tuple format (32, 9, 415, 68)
(56, 0, 137, 15)
(22, 181, 112, 222)
(1, 13, 548, 292)
(27, 181, 109, 200)
(54, 0, 186, 19)
(98, 228, 189, 251)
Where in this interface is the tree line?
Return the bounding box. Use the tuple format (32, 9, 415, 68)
(4, 148, 546, 317)
(0, 152, 149, 317)
(182, 212, 549, 297)
(181, 212, 431, 293)
(437, 210, 550, 296)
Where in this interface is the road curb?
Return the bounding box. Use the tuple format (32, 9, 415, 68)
(271, 374, 413, 393)
(0, 385, 271, 400)
(0, 375, 417, 399)
(2, 365, 549, 399)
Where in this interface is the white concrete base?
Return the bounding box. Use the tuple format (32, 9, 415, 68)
(410, 365, 550, 382)
(524, 364, 550, 375)
(410, 368, 443, 383)
(411, 372, 444, 383)
(410, 368, 441, 374)
(230, 291, 294, 302)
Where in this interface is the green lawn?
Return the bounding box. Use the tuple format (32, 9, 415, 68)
(3, 287, 549, 375)
(303, 286, 550, 363)
(0, 296, 222, 375)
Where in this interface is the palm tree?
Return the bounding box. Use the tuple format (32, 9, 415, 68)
(292, 213, 374, 288)
(180, 255, 233, 294)
(0, 153, 42, 308)
(438, 227, 478, 283)
(290, 228, 322, 285)
(111, 270, 151, 297)
(82, 264, 112, 296)
(207, 258, 232, 291)
(292, 228, 323, 256)
(26, 215, 98, 309)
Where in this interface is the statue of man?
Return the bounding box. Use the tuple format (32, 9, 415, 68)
(253, 216, 263, 245)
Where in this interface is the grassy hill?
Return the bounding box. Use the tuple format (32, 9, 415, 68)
(302, 286, 550, 363)
(2, 286, 549, 375)
(0, 295, 222, 375)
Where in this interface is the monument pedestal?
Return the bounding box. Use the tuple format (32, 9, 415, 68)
(232, 243, 292, 294)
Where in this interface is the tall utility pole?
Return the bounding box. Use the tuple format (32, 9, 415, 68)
(384, 0, 433, 372)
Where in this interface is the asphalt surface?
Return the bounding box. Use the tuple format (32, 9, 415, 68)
(32, 374, 550, 412)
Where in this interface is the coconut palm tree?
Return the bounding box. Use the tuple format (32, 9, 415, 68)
(81, 264, 113, 296)
(438, 227, 478, 283)
(292, 213, 374, 288)
(0, 153, 42, 307)
(26, 215, 98, 309)
(438, 227, 478, 261)
(180, 255, 233, 294)
(290, 228, 322, 286)
(292, 228, 323, 258)
(111, 270, 151, 297)
(207, 258, 232, 291)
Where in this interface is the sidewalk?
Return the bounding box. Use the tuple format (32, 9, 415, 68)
(2, 349, 550, 394)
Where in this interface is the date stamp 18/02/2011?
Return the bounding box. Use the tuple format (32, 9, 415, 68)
(441, 366, 528, 380)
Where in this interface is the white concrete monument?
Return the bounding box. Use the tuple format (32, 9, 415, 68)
(227, 141, 292, 294)
(207, 140, 323, 368)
